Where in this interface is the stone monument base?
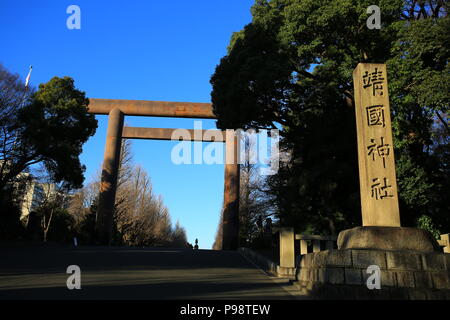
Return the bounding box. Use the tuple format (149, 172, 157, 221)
(295, 249, 450, 299)
(337, 226, 441, 252)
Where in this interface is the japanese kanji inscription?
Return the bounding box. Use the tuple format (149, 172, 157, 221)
(353, 63, 401, 226)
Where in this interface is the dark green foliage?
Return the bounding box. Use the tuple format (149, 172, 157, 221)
(417, 214, 441, 239)
(0, 190, 26, 241)
(17, 77, 98, 189)
(211, 0, 449, 235)
(75, 200, 98, 245)
(45, 209, 76, 243)
(387, 4, 450, 231)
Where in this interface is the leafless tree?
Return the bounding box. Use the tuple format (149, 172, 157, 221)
(68, 139, 187, 247)
(32, 181, 66, 242)
(213, 132, 276, 249)
(239, 132, 275, 245)
(0, 63, 35, 192)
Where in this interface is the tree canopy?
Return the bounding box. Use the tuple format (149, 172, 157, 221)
(0, 67, 97, 193)
(210, 0, 449, 235)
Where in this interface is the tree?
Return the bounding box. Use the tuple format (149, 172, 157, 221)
(387, 4, 450, 230)
(210, 0, 449, 234)
(239, 132, 274, 245)
(68, 139, 189, 247)
(35, 184, 58, 243)
(0, 64, 34, 229)
(0, 64, 34, 178)
(0, 190, 26, 241)
(171, 220, 188, 248)
(22, 169, 74, 243)
(67, 178, 99, 243)
(213, 132, 276, 249)
(212, 209, 224, 250)
(113, 140, 175, 246)
(75, 197, 98, 244)
(0, 67, 97, 193)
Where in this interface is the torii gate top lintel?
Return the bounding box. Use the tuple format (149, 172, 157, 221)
(88, 98, 216, 119)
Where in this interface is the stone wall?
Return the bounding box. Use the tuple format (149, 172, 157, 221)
(295, 249, 450, 299)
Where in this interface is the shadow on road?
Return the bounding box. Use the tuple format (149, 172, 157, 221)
(0, 245, 296, 300)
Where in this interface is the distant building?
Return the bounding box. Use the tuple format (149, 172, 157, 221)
(18, 179, 56, 225)
(1, 161, 71, 226)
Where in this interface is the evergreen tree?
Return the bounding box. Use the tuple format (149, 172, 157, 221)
(211, 0, 449, 234)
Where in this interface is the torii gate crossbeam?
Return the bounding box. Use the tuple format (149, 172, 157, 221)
(87, 99, 240, 250)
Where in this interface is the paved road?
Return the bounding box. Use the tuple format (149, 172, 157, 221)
(0, 245, 298, 300)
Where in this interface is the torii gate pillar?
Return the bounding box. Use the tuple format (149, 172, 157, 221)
(95, 108, 124, 245)
(222, 132, 240, 250)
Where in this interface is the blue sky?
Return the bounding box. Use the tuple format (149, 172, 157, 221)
(0, 0, 255, 248)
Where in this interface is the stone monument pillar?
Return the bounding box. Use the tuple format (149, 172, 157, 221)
(338, 63, 439, 251)
(353, 63, 400, 227)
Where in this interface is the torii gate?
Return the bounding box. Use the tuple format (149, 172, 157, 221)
(87, 98, 240, 250)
